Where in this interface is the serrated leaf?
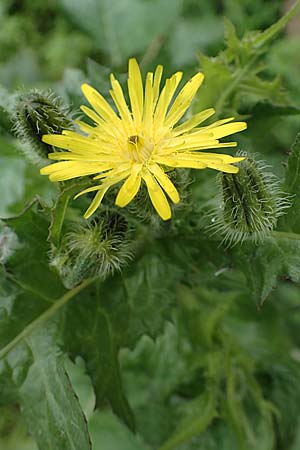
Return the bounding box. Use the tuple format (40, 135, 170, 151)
(0, 326, 91, 450)
(3, 326, 91, 450)
(234, 235, 300, 303)
(244, 101, 300, 118)
(0, 203, 93, 449)
(0, 203, 65, 351)
(196, 3, 299, 117)
(62, 282, 135, 431)
(251, 0, 300, 50)
(62, 248, 179, 430)
(280, 132, 300, 232)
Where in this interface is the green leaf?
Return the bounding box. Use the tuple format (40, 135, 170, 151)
(166, 16, 223, 67)
(0, 203, 94, 449)
(62, 248, 179, 430)
(280, 131, 300, 232)
(60, 0, 182, 66)
(1, 326, 92, 450)
(244, 102, 300, 119)
(62, 282, 135, 431)
(234, 234, 300, 303)
(17, 328, 91, 450)
(196, 3, 299, 118)
(159, 391, 217, 450)
(0, 136, 56, 218)
(89, 411, 147, 450)
(0, 203, 65, 351)
(251, 0, 300, 50)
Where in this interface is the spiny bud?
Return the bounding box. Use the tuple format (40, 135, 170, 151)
(13, 89, 73, 165)
(210, 152, 290, 246)
(50, 211, 133, 288)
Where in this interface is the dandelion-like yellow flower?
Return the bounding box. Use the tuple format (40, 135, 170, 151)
(40, 59, 247, 220)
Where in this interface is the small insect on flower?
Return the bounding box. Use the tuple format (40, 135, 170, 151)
(40, 59, 247, 220)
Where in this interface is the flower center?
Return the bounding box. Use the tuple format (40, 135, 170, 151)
(127, 135, 155, 163)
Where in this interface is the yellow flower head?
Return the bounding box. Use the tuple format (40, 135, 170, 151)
(40, 59, 246, 220)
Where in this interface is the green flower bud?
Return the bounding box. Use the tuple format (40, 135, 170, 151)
(50, 211, 133, 288)
(13, 89, 73, 164)
(210, 152, 290, 246)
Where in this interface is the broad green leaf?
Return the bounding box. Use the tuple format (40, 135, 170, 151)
(1, 326, 92, 450)
(60, 0, 182, 66)
(280, 131, 300, 232)
(19, 330, 91, 450)
(0, 204, 65, 350)
(244, 102, 300, 119)
(0, 405, 37, 450)
(62, 249, 179, 430)
(0, 203, 93, 449)
(166, 16, 223, 67)
(62, 282, 135, 431)
(123, 250, 180, 346)
(159, 391, 217, 450)
(89, 411, 147, 450)
(0, 136, 56, 217)
(234, 235, 300, 303)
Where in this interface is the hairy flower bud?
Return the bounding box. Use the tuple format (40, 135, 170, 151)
(50, 212, 133, 288)
(210, 152, 290, 246)
(13, 89, 73, 164)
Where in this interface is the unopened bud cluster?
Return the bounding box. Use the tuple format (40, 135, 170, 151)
(210, 152, 290, 246)
(13, 89, 73, 164)
(50, 212, 133, 288)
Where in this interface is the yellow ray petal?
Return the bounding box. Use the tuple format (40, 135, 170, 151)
(83, 187, 110, 219)
(153, 64, 163, 107)
(154, 72, 183, 129)
(128, 58, 144, 124)
(154, 156, 207, 169)
(74, 120, 95, 135)
(110, 74, 134, 133)
(164, 72, 204, 127)
(197, 117, 235, 131)
(40, 161, 106, 181)
(210, 122, 247, 139)
(74, 184, 104, 198)
(42, 134, 98, 153)
(80, 105, 106, 126)
(81, 83, 120, 124)
(196, 152, 246, 164)
(47, 152, 121, 162)
(207, 163, 239, 173)
(142, 170, 171, 220)
(143, 72, 154, 130)
(148, 163, 180, 203)
(172, 108, 215, 136)
(115, 165, 142, 207)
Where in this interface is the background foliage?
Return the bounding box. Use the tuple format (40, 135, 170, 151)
(1, 1, 300, 449)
